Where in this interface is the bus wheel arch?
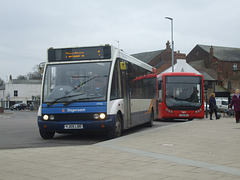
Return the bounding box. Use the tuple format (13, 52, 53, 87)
(146, 108, 154, 127)
(39, 129, 55, 139)
(108, 111, 122, 139)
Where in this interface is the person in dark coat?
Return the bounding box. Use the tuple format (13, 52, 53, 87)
(209, 93, 218, 120)
(230, 89, 240, 123)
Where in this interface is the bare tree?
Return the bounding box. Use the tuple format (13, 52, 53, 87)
(17, 75, 27, 80)
(0, 78, 4, 86)
(27, 65, 42, 80)
(17, 65, 42, 80)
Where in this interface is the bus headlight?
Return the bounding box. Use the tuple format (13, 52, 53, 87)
(99, 113, 106, 120)
(49, 115, 55, 120)
(93, 114, 99, 120)
(43, 115, 49, 121)
(43, 114, 54, 121)
(93, 113, 106, 120)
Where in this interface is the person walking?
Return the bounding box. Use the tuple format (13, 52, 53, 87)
(209, 93, 218, 120)
(230, 89, 240, 123)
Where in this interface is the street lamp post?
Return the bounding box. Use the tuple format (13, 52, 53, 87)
(165, 17, 174, 72)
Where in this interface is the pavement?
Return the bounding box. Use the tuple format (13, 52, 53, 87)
(1, 116, 240, 180)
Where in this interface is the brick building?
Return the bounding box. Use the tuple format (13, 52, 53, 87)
(186, 44, 240, 94)
(132, 41, 186, 74)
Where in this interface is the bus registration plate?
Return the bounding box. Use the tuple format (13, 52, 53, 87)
(64, 124, 83, 129)
(179, 114, 189, 117)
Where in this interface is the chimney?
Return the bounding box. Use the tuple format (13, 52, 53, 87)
(209, 45, 215, 68)
(9, 75, 13, 83)
(210, 45, 214, 56)
(166, 41, 170, 49)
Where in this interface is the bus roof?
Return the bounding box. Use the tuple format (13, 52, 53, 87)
(157, 72, 203, 78)
(47, 44, 156, 73)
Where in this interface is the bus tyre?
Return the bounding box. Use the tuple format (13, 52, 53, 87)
(39, 129, 55, 139)
(108, 114, 122, 139)
(146, 110, 154, 127)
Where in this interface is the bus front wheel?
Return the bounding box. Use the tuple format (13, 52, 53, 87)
(108, 114, 122, 139)
(39, 129, 55, 139)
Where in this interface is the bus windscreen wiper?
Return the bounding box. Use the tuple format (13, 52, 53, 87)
(64, 96, 104, 106)
(68, 76, 98, 94)
(47, 93, 85, 106)
(47, 76, 99, 106)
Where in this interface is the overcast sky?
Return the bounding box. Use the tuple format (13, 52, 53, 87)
(1, 0, 240, 81)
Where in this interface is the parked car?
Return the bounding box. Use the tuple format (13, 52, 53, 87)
(205, 97, 229, 113)
(215, 98, 229, 112)
(10, 103, 27, 111)
(204, 102, 209, 113)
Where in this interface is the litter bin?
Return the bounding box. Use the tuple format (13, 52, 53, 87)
(0, 107, 4, 113)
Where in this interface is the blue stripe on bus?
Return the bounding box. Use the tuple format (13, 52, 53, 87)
(42, 101, 107, 114)
(42, 101, 107, 107)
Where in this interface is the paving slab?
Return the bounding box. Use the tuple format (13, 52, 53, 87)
(0, 117, 240, 179)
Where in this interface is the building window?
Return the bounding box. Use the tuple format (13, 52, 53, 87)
(14, 90, 18, 97)
(228, 81, 232, 89)
(233, 64, 237, 71)
(195, 51, 199, 56)
(218, 65, 222, 72)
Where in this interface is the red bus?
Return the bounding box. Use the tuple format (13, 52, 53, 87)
(157, 72, 204, 120)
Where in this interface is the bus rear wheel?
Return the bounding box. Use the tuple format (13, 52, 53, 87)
(108, 114, 122, 139)
(146, 110, 154, 127)
(39, 129, 55, 139)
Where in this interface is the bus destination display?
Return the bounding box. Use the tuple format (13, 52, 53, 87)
(48, 46, 111, 62)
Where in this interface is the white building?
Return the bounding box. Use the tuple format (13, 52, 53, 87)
(0, 78, 41, 109)
(162, 59, 201, 74)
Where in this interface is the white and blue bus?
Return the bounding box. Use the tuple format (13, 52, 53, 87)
(38, 45, 158, 139)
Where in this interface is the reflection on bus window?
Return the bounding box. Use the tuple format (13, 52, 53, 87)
(165, 76, 202, 109)
(43, 62, 111, 102)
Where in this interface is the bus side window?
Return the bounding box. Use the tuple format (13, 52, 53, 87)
(158, 81, 163, 102)
(110, 59, 122, 100)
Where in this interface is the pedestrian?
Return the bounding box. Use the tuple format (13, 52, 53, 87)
(209, 93, 218, 120)
(229, 89, 240, 123)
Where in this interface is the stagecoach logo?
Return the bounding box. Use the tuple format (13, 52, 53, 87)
(181, 111, 187, 113)
(62, 108, 86, 113)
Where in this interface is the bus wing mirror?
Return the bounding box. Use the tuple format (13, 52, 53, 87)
(39, 62, 45, 75)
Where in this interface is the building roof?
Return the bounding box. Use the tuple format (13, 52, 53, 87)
(162, 59, 201, 74)
(131, 50, 164, 64)
(188, 60, 217, 81)
(188, 60, 205, 68)
(161, 59, 216, 81)
(9, 79, 42, 84)
(215, 85, 229, 92)
(198, 44, 240, 62)
(199, 71, 216, 81)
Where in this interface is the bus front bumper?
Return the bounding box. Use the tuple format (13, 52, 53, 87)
(38, 115, 116, 133)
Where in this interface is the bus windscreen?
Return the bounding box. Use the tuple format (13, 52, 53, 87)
(165, 76, 202, 110)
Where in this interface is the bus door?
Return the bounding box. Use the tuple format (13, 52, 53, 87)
(120, 61, 132, 129)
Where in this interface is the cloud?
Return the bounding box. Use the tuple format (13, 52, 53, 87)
(1, 0, 240, 79)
